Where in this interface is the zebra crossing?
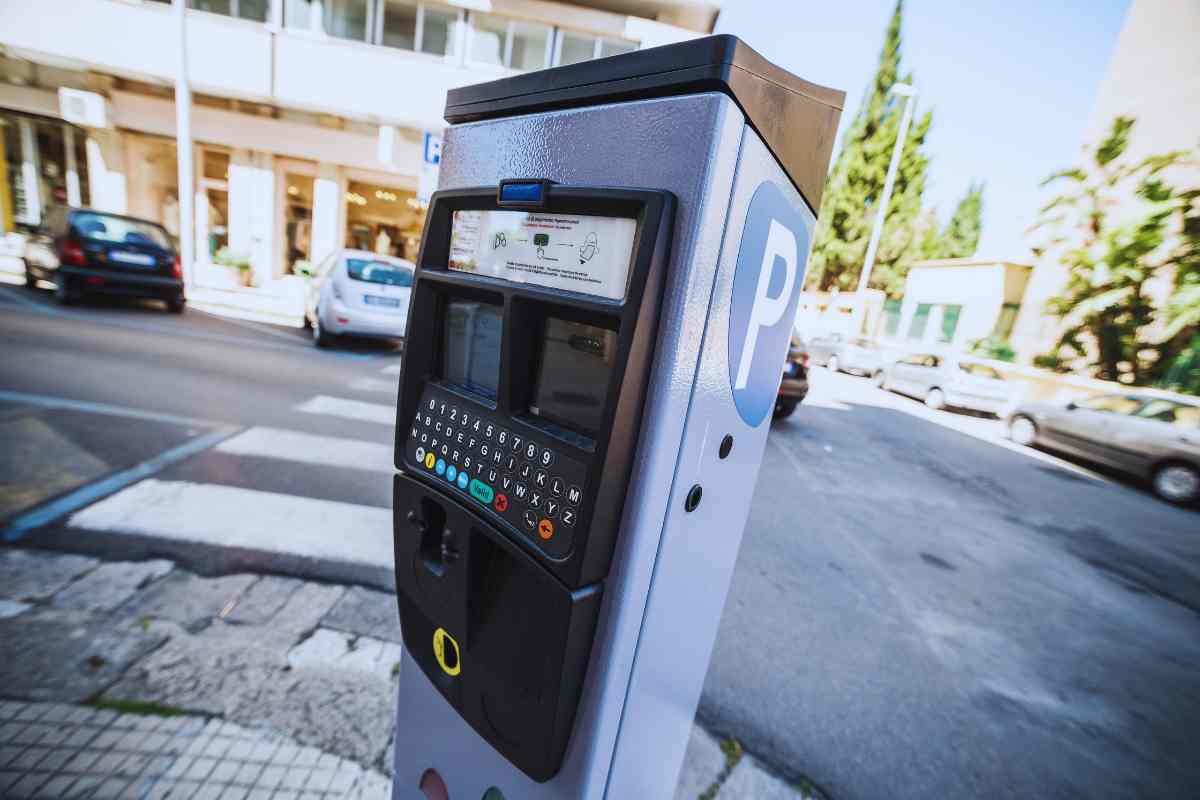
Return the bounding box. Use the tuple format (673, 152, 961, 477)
(58, 361, 405, 586)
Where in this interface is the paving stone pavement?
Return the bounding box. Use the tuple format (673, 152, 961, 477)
(0, 701, 390, 799)
(0, 545, 808, 799)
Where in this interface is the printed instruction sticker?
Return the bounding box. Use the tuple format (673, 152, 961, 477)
(448, 210, 636, 300)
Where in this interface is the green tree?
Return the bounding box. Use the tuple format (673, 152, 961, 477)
(1031, 116, 1198, 386)
(931, 182, 984, 259)
(806, 0, 935, 297)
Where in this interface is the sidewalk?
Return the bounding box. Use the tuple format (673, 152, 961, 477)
(0, 546, 817, 799)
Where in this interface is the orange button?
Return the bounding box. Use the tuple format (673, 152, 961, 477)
(537, 518, 554, 540)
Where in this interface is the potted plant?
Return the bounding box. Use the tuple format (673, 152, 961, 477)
(214, 247, 253, 287)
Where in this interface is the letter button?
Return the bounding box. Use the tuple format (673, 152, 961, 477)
(522, 509, 538, 530)
(549, 476, 564, 497)
(544, 499, 560, 519)
(529, 491, 543, 509)
(534, 470, 548, 489)
(514, 482, 528, 500)
(560, 507, 577, 527)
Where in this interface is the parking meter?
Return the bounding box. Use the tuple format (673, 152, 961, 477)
(392, 35, 843, 798)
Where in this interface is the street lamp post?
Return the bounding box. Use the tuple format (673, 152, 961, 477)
(855, 82, 916, 335)
(174, 0, 195, 290)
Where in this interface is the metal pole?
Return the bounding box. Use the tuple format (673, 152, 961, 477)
(174, 0, 196, 290)
(856, 84, 915, 333)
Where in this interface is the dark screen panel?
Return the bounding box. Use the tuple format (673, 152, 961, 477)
(531, 317, 616, 436)
(443, 300, 503, 400)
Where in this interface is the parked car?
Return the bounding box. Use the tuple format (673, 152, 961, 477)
(1008, 394, 1200, 505)
(774, 334, 810, 421)
(877, 352, 1010, 415)
(305, 249, 414, 347)
(807, 332, 883, 376)
(23, 207, 184, 312)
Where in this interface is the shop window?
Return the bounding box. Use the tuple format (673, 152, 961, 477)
(908, 303, 931, 340)
(189, 0, 269, 23)
(555, 31, 636, 66)
(284, 173, 315, 274)
(467, 13, 550, 70)
(344, 181, 424, 261)
(196, 149, 230, 260)
(203, 150, 230, 182)
(938, 304, 962, 343)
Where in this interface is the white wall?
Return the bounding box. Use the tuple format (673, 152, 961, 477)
(897, 265, 1007, 347)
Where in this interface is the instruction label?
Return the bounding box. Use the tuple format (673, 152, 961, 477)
(448, 210, 636, 300)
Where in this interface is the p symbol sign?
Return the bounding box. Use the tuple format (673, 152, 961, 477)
(727, 181, 810, 427)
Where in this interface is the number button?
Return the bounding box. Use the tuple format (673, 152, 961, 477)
(472, 418, 481, 433)
(438, 402, 446, 417)
(484, 423, 495, 439)
(448, 407, 458, 423)
(497, 430, 508, 447)
(459, 411, 469, 427)
(510, 435, 523, 454)
(427, 397, 436, 412)
(540, 449, 554, 468)
(549, 476, 564, 497)
(524, 442, 538, 460)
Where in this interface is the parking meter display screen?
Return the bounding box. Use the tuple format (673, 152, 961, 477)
(443, 300, 502, 400)
(530, 318, 617, 436)
(448, 210, 637, 300)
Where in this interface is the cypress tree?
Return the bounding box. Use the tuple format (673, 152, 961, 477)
(933, 182, 985, 259)
(806, 0, 935, 298)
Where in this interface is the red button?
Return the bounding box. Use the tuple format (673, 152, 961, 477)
(538, 519, 554, 540)
(493, 493, 509, 512)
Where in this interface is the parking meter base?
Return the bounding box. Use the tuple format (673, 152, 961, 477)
(393, 473, 602, 782)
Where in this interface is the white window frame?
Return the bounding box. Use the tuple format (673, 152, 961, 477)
(465, 12, 552, 71)
(551, 29, 636, 66)
(372, 1, 464, 58)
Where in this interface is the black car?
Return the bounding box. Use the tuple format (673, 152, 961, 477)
(774, 334, 810, 421)
(23, 207, 185, 313)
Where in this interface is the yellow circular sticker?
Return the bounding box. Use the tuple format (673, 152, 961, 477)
(432, 627, 461, 677)
(424, 452, 436, 470)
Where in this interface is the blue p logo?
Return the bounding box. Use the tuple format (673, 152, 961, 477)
(727, 182, 810, 427)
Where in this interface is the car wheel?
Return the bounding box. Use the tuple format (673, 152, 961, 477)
(925, 388, 945, 411)
(1008, 415, 1038, 446)
(773, 397, 798, 421)
(1151, 462, 1200, 505)
(313, 315, 334, 348)
(167, 297, 186, 314)
(828, 355, 840, 373)
(54, 279, 74, 306)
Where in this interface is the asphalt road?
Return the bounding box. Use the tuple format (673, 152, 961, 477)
(701, 369, 1200, 799)
(3, 281, 1199, 798)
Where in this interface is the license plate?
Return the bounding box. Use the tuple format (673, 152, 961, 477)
(364, 295, 400, 308)
(110, 250, 156, 267)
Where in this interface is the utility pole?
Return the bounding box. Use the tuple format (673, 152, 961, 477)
(856, 82, 916, 335)
(174, 0, 195, 290)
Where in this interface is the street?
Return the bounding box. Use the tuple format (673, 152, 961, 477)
(3, 282, 1200, 799)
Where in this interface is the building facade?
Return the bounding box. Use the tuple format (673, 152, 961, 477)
(892, 259, 1031, 349)
(0, 0, 715, 296)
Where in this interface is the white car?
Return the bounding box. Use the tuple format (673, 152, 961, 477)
(877, 352, 1011, 416)
(305, 249, 414, 347)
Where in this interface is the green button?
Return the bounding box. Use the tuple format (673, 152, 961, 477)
(469, 479, 494, 504)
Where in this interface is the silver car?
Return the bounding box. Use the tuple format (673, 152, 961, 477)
(807, 332, 883, 376)
(877, 352, 1010, 415)
(305, 249, 414, 347)
(1008, 394, 1200, 505)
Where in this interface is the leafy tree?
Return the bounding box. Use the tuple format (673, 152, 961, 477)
(931, 182, 984, 259)
(806, 0, 935, 298)
(1030, 116, 1198, 386)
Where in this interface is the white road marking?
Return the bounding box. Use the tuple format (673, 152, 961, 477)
(381, 363, 403, 376)
(68, 479, 393, 569)
(216, 427, 393, 473)
(294, 395, 395, 426)
(348, 377, 398, 395)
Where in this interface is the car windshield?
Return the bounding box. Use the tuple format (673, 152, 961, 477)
(70, 212, 171, 249)
(1136, 400, 1200, 428)
(1078, 395, 1142, 415)
(958, 363, 1001, 380)
(346, 258, 413, 287)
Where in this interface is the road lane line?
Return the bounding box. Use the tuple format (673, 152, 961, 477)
(67, 479, 393, 571)
(294, 395, 395, 426)
(2, 427, 239, 541)
(0, 390, 222, 430)
(348, 377, 398, 395)
(216, 426, 393, 472)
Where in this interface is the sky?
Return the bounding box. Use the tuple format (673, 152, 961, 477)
(714, 0, 1131, 262)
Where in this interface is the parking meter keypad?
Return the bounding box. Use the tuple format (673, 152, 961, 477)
(406, 386, 585, 558)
